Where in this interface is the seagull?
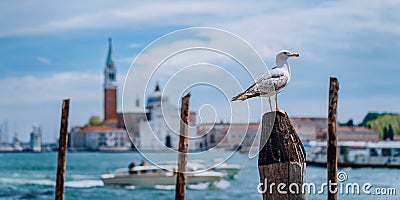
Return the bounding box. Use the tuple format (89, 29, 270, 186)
(231, 50, 299, 111)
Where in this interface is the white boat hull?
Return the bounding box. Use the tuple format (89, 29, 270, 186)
(213, 165, 241, 178)
(101, 172, 224, 186)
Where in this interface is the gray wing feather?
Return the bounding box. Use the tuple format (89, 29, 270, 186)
(231, 70, 288, 101)
(255, 74, 288, 97)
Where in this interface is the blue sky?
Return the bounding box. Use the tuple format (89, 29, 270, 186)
(0, 1, 399, 143)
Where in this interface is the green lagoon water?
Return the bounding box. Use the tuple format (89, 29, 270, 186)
(0, 152, 399, 200)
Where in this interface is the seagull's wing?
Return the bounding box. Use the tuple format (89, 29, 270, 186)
(254, 71, 272, 82)
(255, 73, 288, 96)
(231, 67, 290, 101)
(231, 71, 276, 101)
(231, 82, 256, 101)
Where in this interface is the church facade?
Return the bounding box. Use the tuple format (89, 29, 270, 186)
(137, 84, 198, 150)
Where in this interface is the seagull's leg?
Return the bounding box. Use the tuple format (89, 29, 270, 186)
(268, 97, 273, 111)
(275, 93, 279, 111)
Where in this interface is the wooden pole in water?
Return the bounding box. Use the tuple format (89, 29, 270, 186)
(55, 99, 70, 200)
(175, 93, 190, 200)
(328, 77, 339, 200)
(258, 111, 306, 200)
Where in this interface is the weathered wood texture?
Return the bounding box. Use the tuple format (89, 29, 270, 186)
(55, 99, 70, 200)
(328, 77, 339, 200)
(175, 93, 190, 200)
(258, 111, 306, 200)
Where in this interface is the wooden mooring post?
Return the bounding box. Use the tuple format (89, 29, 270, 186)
(328, 77, 339, 200)
(175, 93, 191, 200)
(258, 111, 306, 200)
(55, 99, 70, 200)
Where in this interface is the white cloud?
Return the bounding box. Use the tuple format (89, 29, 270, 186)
(37, 56, 51, 65)
(2, 1, 400, 76)
(0, 1, 260, 36)
(128, 43, 142, 48)
(2, 1, 398, 39)
(0, 72, 101, 105)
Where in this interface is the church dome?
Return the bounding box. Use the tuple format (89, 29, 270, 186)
(146, 83, 167, 109)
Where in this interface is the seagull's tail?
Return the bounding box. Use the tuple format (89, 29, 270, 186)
(231, 92, 246, 101)
(231, 91, 259, 101)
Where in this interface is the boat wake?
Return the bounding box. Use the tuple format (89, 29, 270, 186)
(65, 180, 104, 188)
(187, 182, 209, 190)
(0, 177, 103, 188)
(212, 179, 230, 189)
(154, 185, 175, 190)
(0, 177, 54, 186)
(152, 180, 230, 191)
(124, 185, 136, 190)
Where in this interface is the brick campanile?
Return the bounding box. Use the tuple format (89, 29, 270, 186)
(104, 38, 117, 121)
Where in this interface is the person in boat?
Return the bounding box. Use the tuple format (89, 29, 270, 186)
(128, 161, 136, 174)
(140, 160, 148, 174)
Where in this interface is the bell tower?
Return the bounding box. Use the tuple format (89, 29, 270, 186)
(104, 37, 117, 121)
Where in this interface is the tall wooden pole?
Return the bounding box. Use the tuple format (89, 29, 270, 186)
(328, 78, 339, 200)
(175, 93, 190, 200)
(55, 99, 70, 200)
(258, 111, 306, 200)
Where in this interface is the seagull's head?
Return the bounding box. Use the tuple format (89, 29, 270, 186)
(276, 50, 299, 65)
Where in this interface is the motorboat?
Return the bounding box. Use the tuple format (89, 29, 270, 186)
(160, 160, 242, 178)
(100, 164, 225, 186)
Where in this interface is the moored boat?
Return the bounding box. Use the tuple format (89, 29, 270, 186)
(307, 141, 400, 168)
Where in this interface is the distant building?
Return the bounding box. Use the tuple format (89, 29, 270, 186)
(197, 122, 229, 149)
(69, 126, 132, 151)
(30, 124, 42, 152)
(12, 134, 23, 151)
(291, 118, 380, 141)
(233, 123, 259, 149)
(193, 117, 382, 150)
(196, 117, 329, 150)
(318, 126, 380, 141)
(394, 135, 400, 141)
(290, 118, 327, 142)
(195, 117, 328, 150)
(137, 83, 197, 150)
(196, 122, 259, 150)
(194, 117, 381, 150)
(117, 112, 146, 149)
(104, 37, 118, 125)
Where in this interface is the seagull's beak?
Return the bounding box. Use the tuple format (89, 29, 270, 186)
(290, 53, 300, 57)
